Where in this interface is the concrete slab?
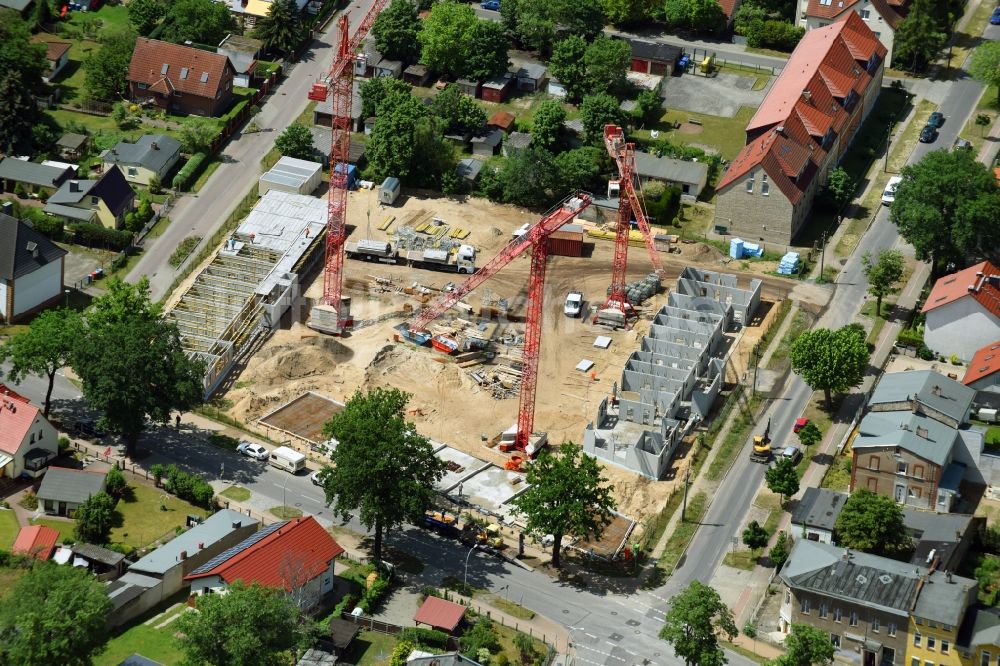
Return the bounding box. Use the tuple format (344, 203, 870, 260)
(456, 464, 529, 516)
(661, 72, 772, 118)
(576, 359, 595, 372)
(594, 336, 612, 349)
(434, 445, 490, 493)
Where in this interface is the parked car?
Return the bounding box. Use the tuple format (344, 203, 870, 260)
(310, 470, 324, 486)
(881, 176, 903, 206)
(480, 0, 499, 9)
(991, 6, 1000, 24)
(919, 125, 938, 143)
(75, 419, 107, 439)
(236, 441, 269, 461)
(927, 111, 945, 128)
(564, 291, 583, 317)
(779, 446, 803, 464)
(793, 417, 810, 434)
(953, 137, 973, 151)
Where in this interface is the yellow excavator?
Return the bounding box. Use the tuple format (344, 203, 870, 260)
(750, 418, 772, 463)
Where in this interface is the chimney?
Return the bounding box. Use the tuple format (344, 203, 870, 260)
(989, 275, 1000, 289)
(932, 385, 942, 397)
(151, 141, 159, 150)
(232, 520, 241, 529)
(801, 90, 811, 100)
(179, 550, 188, 560)
(843, 548, 852, 561)
(946, 571, 953, 583)
(198, 542, 204, 550)
(969, 284, 977, 292)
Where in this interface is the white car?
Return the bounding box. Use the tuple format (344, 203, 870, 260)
(881, 176, 902, 206)
(236, 441, 269, 461)
(310, 470, 324, 487)
(564, 291, 583, 317)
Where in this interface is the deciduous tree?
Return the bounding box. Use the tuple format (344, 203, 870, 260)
(555, 146, 607, 194)
(889, 149, 1000, 270)
(418, 1, 477, 79)
(0, 12, 48, 153)
(970, 40, 1000, 108)
(177, 581, 303, 666)
(430, 84, 487, 135)
(465, 20, 509, 82)
(495, 146, 560, 208)
(0, 308, 82, 416)
(162, 0, 235, 46)
(83, 27, 137, 101)
(0, 562, 112, 665)
(531, 99, 567, 150)
(580, 93, 627, 144)
(549, 36, 589, 102)
(660, 580, 737, 666)
(365, 94, 451, 187)
(180, 118, 219, 153)
(72, 279, 204, 457)
(834, 488, 912, 558)
(765, 457, 799, 504)
(796, 422, 822, 448)
(127, 0, 166, 35)
(861, 248, 904, 318)
(633, 89, 664, 127)
(893, 0, 947, 72)
(372, 0, 421, 63)
(742, 520, 769, 551)
(74, 491, 117, 544)
(790, 324, 868, 408)
(252, 0, 304, 56)
(769, 531, 789, 568)
(275, 122, 316, 160)
(821, 166, 853, 210)
(583, 36, 630, 96)
(771, 623, 835, 666)
(358, 76, 413, 119)
(510, 442, 616, 568)
(599, 0, 652, 25)
(321, 388, 445, 561)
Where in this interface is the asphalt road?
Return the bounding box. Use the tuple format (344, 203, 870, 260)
(125, 0, 378, 302)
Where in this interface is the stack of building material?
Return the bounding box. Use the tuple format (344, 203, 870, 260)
(776, 252, 801, 275)
(729, 238, 764, 259)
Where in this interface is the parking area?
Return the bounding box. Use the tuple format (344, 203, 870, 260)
(662, 72, 773, 117)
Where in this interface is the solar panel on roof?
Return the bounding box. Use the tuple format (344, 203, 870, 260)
(189, 520, 287, 575)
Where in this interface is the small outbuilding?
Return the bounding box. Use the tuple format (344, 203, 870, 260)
(547, 224, 584, 257)
(56, 133, 89, 161)
(414, 595, 467, 634)
(403, 64, 431, 87)
(37, 467, 107, 517)
(453, 78, 481, 98)
(633, 151, 709, 197)
(626, 39, 681, 75)
(259, 156, 323, 196)
(502, 132, 532, 157)
(379, 177, 401, 205)
(513, 63, 548, 92)
(487, 111, 516, 134)
(12, 524, 60, 560)
(470, 129, 504, 158)
(456, 158, 483, 184)
(480, 73, 513, 104)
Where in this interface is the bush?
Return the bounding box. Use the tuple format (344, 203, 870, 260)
(172, 152, 207, 191)
(162, 464, 215, 508)
(400, 627, 450, 649)
(168, 236, 202, 268)
(745, 19, 804, 51)
(68, 223, 132, 251)
(460, 618, 501, 659)
(358, 575, 391, 613)
(19, 491, 38, 511)
(150, 463, 166, 486)
(105, 466, 128, 500)
(148, 174, 163, 194)
(14, 182, 27, 198)
(31, 215, 65, 241)
(58, 436, 71, 452)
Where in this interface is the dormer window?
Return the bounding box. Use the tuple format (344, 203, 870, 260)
(867, 53, 880, 73)
(844, 90, 858, 112)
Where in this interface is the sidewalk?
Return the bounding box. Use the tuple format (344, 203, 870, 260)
(976, 117, 1000, 166)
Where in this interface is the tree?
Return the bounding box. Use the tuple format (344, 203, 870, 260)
(321, 388, 445, 562)
(33, 0, 54, 30)
(162, 0, 235, 46)
(177, 582, 302, 666)
(180, 118, 219, 153)
(821, 166, 853, 210)
(659, 580, 737, 666)
(687, 0, 726, 34)
(83, 27, 137, 101)
(580, 93, 627, 144)
(0, 308, 82, 416)
(861, 249, 904, 318)
(0, 562, 112, 665)
(105, 466, 128, 500)
(127, 0, 166, 35)
(74, 491, 117, 544)
(561, 0, 606, 39)
(583, 37, 630, 96)
(372, 0, 421, 63)
(365, 94, 451, 187)
(390, 641, 415, 666)
(790, 325, 868, 408)
(764, 457, 799, 504)
(430, 84, 487, 135)
(889, 149, 1000, 270)
(252, 0, 303, 56)
(834, 488, 912, 558)
(769, 531, 789, 569)
(599, 0, 652, 25)
(549, 36, 589, 102)
(358, 76, 412, 119)
(977, 114, 993, 136)
(531, 99, 567, 150)
(72, 279, 204, 457)
(555, 147, 607, 194)
(464, 20, 509, 82)
(510, 442, 616, 568)
(633, 89, 664, 127)
(495, 146, 561, 208)
(275, 122, 316, 160)
(418, 1, 477, 79)
(796, 422, 822, 448)
(771, 623, 835, 666)
(0, 12, 47, 153)
(970, 41, 1000, 106)
(742, 520, 769, 551)
(893, 0, 946, 72)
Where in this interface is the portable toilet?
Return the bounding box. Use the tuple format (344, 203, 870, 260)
(379, 177, 400, 205)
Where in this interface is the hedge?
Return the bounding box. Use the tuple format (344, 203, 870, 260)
(173, 152, 208, 191)
(162, 464, 215, 508)
(68, 222, 132, 251)
(399, 627, 450, 648)
(33, 215, 65, 241)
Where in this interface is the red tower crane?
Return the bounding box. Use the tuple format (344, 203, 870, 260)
(409, 194, 593, 453)
(601, 124, 666, 316)
(307, 1, 389, 334)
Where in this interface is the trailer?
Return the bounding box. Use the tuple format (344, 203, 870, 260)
(345, 239, 477, 274)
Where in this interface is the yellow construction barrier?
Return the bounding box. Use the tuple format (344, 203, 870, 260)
(415, 222, 431, 233)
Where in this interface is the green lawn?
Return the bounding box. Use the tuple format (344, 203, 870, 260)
(29, 517, 76, 542)
(110, 483, 208, 550)
(190, 157, 222, 193)
(343, 629, 399, 666)
(0, 568, 27, 598)
(659, 491, 708, 574)
(633, 106, 756, 161)
(95, 598, 189, 666)
(0, 509, 21, 550)
(32, 35, 101, 103)
(766, 309, 810, 371)
(269, 506, 304, 520)
(219, 486, 251, 502)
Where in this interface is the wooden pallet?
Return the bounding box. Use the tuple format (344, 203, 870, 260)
(377, 215, 395, 231)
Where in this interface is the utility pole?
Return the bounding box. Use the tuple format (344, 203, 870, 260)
(884, 123, 892, 172)
(681, 466, 690, 522)
(752, 343, 760, 396)
(820, 229, 828, 278)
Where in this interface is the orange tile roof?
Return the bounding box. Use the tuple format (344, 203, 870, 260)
(41, 41, 71, 62)
(716, 128, 816, 205)
(185, 516, 343, 590)
(717, 0, 741, 19)
(488, 111, 515, 131)
(963, 340, 1000, 386)
(0, 385, 40, 456)
(414, 595, 467, 632)
(922, 261, 1000, 321)
(128, 38, 232, 101)
(806, 0, 860, 20)
(12, 525, 59, 560)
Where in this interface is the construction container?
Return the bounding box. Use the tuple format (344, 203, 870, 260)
(547, 224, 584, 257)
(379, 177, 400, 205)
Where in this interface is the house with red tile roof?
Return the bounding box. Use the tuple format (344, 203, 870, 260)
(127, 38, 235, 117)
(0, 385, 58, 480)
(12, 524, 60, 560)
(185, 516, 343, 610)
(797, 0, 909, 67)
(714, 12, 885, 245)
(922, 261, 1000, 362)
(963, 340, 1000, 391)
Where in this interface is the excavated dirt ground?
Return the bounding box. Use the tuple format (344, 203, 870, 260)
(220, 191, 829, 522)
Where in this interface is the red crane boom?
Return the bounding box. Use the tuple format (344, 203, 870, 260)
(409, 193, 593, 452)
(315, 1, 389, 333)
(601, 124, 666, 314)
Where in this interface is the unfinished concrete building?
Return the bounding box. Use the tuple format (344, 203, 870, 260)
(583, 269, 761, 479)
(168, 191, 326, 396)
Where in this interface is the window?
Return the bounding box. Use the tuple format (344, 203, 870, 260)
(127, 167, 138, 177)
(875, 31, 881, 37)
(819, 0, 831, 4)
(888, 623, 897, 637)
(914, 465, 925, 480)
(849, 611, 858, 627)
(801, 598, 811, 614)
(928, 636, 936, 650)
(916, 618, 923, 625)
(137, 83, 149, 90)
(942, 640, 949, 654)
(897, 462, 908, 475)
(872, 617, 880, 633)
(986, 652, 993, 666)
(38, 429, 43, 440)
(845, 89, 859, 112)
(929, 621, 937, 629)
(860, 8, 870, 18)
(834, 608, 842, 623)
(914, 632, 922, 647)
(746, 178, 753, 194)
(762, 182, 769, 196)
(912, 659, 920, 666)
(785, 589, 791, 604)
(819, 603, 828, 619)
(925, 661, 934, 666)
(831, 634, 841, 648)
(90, 196, 98, 205)
(867, 478, 879, 491)
(30, 433, 35, 444)
(869, 456, 880, 471)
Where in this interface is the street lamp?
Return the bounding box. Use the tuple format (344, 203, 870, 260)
(464, 544, 479, 588)
(282, 472, 292, 513)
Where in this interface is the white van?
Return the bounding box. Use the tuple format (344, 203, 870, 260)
(269, 446, 307, 474)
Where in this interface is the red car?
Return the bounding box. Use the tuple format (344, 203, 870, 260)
(793, 418, 809, 433)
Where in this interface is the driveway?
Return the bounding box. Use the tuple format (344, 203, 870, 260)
(661, 71, 772, 117)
